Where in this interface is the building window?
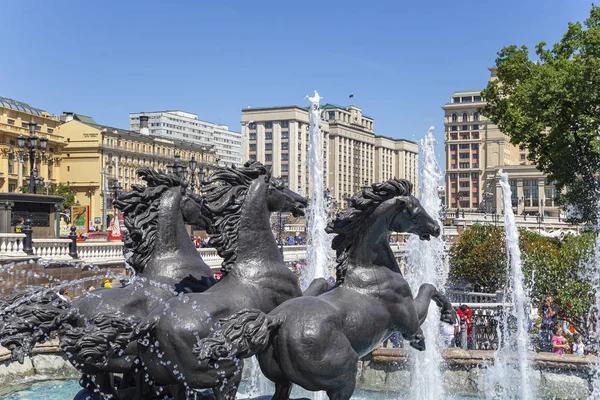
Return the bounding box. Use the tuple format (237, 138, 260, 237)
(474, 96, 481, 102)
(451, 113, 457, 122)
(265, 132, 272, 140)
(47, 160, 53, 179)
(266, 143, 273, 151)
(281, 131, 289, 139)
(459, 153, 470, 159)
(520, 153, 526, 160)
(265, 122, 273, 129)
(282, 142, 289, 150)
(472, 153, 478, 159)
(451, 126, 458, 132)
(452, 97, 460, 104)
(265, 154, 272, 162)
(459, 163, 470, 168)
(249, 154, 256, 161)
(281, 121, 289, 128)
(459, 173, 470, 178)
(461, 97, 472, 103)
(450, 145, 457, 150)
(462, 113, 468, 122)
(461, 125, 468, 131)
(249, 144, 257, 151)
(524, 180, 531, 187)
(249, 122, 256, 129)
(451, 154, 457, 159)
(250, 133, 256, 140)
(7, 119, 15, 125)
(471, 144, 479, 149)
(282, 164, 288, 172)
(450, 173, 457, 179)
(282, 153, 289, 160)
(328, 111, 335, 120)
(472, 124, 479, 130)
(459, 144, 470, 149)
(460, 182, 470, 187)
(472, 133, 479, 139)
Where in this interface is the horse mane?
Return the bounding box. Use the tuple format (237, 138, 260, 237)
(202, 161, 270, 275)
(325, 178, 413, 286)
(113, 168, 187, 274)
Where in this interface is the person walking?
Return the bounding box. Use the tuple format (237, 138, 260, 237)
(539, 296, 559, 352)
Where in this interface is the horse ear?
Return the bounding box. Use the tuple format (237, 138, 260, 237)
(395, 196, 410, 209)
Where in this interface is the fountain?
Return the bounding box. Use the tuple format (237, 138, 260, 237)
(485, 170, 533, 399)
(406, 126, 446, 400)
(302, 90, 334, 290)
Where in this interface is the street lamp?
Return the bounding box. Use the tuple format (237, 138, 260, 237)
(188, 156, 198, 191)
(167, 153, 187, 180)
(18, 121, 48, 194)
(536, 212, 544, 234)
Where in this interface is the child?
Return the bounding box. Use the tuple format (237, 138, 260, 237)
(552, 327, 569, 355)
(572, 334, 585, 356)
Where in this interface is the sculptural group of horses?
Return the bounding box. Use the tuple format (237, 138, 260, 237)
(0, 161, 455, 400)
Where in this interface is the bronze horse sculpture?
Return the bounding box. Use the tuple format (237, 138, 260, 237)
(197, 178, 457, 400)
(0, 168, 216, 399)
(117, 161, 308, 399)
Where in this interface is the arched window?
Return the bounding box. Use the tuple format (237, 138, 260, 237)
(473, 112, 479, 121)
(451, 113, 457, 123)
(462, 113, 468, 122)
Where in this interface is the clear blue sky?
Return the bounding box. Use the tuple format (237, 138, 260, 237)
(0, 0, 593, 164)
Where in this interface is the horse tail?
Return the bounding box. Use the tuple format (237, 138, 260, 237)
(58, 311, 142, 368)
(0, 288, 70, 364)
(194, 308, 284, 365)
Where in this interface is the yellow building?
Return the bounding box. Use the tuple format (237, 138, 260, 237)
(56, 114, 217, 229)
(0, 97, 66, 193)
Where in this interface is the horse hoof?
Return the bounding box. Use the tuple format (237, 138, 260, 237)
(410, 338, 426, 351)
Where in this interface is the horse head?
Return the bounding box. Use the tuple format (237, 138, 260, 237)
(389, 196, 440, 241)
(265, 176, 307, 217)
(179, 190, 212, 231)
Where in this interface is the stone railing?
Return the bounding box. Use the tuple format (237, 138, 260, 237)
(0, 233, 26, 257)
(31, 239, 71, 260)
(447, 290, 502, 304)
(77, 242, 124, 264)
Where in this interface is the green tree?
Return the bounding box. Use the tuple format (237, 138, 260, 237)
(20, 183, 76, 210)
(449, 225, 506, 292)
(450, 225, 597, 335)
(481, 5, 600, 223)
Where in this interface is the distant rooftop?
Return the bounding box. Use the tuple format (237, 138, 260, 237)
(243, 103, 373, 119)
(0, 96, 47, 116)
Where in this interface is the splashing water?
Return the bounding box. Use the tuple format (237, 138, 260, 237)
(588, 200, 600, 399)
(302, 90, 334, 290)
(485, 170, 533, 400)
(406, 127, 446, 400)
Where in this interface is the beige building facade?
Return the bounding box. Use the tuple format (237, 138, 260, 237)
(443, 68, 559, 217)
(241, 104, 417, 208)
(0, 97, 66, 193)
(56, 114, 217, 228)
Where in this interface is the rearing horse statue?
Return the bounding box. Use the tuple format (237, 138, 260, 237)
(0, 168, 216, 399)
(124, 161, 307, 399)
(197, 178, 457, 400)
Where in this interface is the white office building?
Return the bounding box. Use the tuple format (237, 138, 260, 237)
(130, 111, 242, 166)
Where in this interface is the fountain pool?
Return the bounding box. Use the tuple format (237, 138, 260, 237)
(0, 379, 482, 400)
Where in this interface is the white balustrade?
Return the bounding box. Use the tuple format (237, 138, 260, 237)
(31, 239, 71, 260)
(0, 233, 26, 257)
(78, 241, 124, 263)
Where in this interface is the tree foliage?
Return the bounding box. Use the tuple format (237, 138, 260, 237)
(449, 225, 506, 292)
(450, 225, 597, 334)
(20, 183, 76, 210)
(481, 5, 600, 223)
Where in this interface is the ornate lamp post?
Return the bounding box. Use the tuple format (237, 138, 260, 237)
(188, 156, 198, 191)
(17, 121, 48, 194)
(167, 153, 187, 180)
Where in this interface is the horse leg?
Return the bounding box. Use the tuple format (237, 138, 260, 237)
(327, 379, 356, 400)
(213, 370, 242, 400)
(273, 381, 293, 400)
(93, 372, 119, 399)
(414, 283, 456, 325)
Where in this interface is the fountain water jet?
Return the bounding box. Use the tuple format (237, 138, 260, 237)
(406, 126, 446, 400)
(301, 90, 334, 291)
(485, 170, 533, 399)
